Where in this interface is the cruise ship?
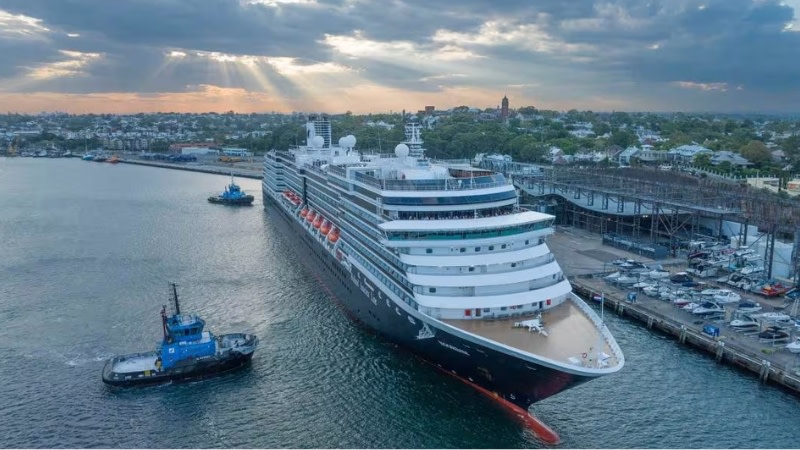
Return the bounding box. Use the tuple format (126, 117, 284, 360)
(262, 115, 624, 434)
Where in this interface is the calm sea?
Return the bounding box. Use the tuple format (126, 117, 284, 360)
(1, 158, 799, 449)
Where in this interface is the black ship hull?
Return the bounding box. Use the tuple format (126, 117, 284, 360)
(208, 195, 254, 206)
(263, 189, 594, 413)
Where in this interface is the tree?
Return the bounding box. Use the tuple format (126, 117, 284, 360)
(693, 153, 712, 169)
(739, 140, 772, 167)
(608, 130, 636, 148)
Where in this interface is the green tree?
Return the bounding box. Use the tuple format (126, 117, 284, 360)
(739, 140, 772, 167)
(693, 153, 712, 169)
(608, 130, 635, 148)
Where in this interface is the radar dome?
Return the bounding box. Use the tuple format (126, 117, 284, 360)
(395, 143, 410, 158)
(342, 135, 356, 148)
(338, 137, 346, 147)
(311, 135, 324, 148)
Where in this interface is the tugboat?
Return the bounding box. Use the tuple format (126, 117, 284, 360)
(208, 175, 255, 206)
(101, 283, 258, 387)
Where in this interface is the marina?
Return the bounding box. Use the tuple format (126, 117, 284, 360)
(547, 226, 800, 396)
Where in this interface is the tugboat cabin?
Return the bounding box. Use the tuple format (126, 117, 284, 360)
(160, 311, 215, 369)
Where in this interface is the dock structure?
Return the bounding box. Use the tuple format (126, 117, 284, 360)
(546, 227, 800, 397)
(119, 158, 263, 179)
(492, 164, 800, 285)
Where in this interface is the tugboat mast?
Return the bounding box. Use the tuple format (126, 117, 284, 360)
(169, 282, 181, 315)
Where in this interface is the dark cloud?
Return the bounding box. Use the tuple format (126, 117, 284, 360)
(0, 0, 798, 111)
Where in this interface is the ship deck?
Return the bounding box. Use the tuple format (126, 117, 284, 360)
(443, 297, 619, 369)
(113, 354, 158, 373)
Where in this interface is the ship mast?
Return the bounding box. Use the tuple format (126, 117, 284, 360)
(169, 282, 181, 315)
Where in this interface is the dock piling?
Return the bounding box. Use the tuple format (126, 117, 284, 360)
(715, 341, 725, 363)
(760, 360, 771, 383)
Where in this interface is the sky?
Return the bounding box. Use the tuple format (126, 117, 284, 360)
(0, 0, 799, 114)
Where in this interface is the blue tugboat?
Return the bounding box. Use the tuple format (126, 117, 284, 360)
(208, 175, 255, 205)
(102, 283, 258, 387)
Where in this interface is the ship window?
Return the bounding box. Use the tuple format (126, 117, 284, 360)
(511, 263, 517, 268)
(501, 244, 507, 249)
(460, 248, 466, 253)
(500, 306, 507, 311)
(488, 245, 494, 251)
(429, 288, 436, 293)
(468, 266, 475, 272)
(475, 247, 480, 252)
(426, 248, 432, 254)
(525, 240, 529, 245)
(483, 308, 490, 313)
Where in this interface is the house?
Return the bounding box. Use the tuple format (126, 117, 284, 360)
(617, 146, 640, 165)
(634, 145, 669, 164)
(667, 144, 712, 164)
(709, 151, 752, 167)
(771, 149, 786, 162)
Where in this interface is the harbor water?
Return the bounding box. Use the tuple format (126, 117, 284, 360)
(1, 157, 799, 448)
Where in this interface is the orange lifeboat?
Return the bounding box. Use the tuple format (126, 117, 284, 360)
(300, 208, 309, 218)
(327, 228, 340, 243)
(306, 211, 316, 222)
(320, 220, 331, 235)
(313, 215, 323, 229)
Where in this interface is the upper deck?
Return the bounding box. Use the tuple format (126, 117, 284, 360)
(442, 294, 622, 372)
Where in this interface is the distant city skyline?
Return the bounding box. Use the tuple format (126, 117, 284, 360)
(0, 0, 799, 114)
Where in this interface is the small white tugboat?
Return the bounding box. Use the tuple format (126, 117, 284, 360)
(102, 283, 258, 387)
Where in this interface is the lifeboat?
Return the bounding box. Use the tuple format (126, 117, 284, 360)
(327, 228, 340, 243)
(306, 211, 316, 222)
(313, 215, 323, 229)
(320, 220, 331, 235)
(300, 208, 309, 218)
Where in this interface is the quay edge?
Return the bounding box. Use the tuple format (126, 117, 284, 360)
(118, 159, 263, 179)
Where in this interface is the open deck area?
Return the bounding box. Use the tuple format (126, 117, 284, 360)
(443, 297, 619, 369)
(112, 353, 158, 373)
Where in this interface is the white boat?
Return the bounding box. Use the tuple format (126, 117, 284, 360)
(760, 312, 791, 323)
(642, 285, 662, 297)
(736, 301, 762, 313)
(682, 302, 701, 311)
(604, 272, 621, 281)
(786, 337, 800, 354)
(615, 275, 639, 285)
(692, 302, 724, 315)
(672, 297, 693, 307)
(700, 288, 722, 296)
(713, 289, 741, 304)
(646, 269, 671, 279)
(730, 315, 759, 329)
(633, 281, 653, 289)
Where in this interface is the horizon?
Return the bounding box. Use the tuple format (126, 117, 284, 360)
(1, 0, 799, 115)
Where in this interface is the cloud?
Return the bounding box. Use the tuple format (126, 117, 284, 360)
(0, 0, 797, 113)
